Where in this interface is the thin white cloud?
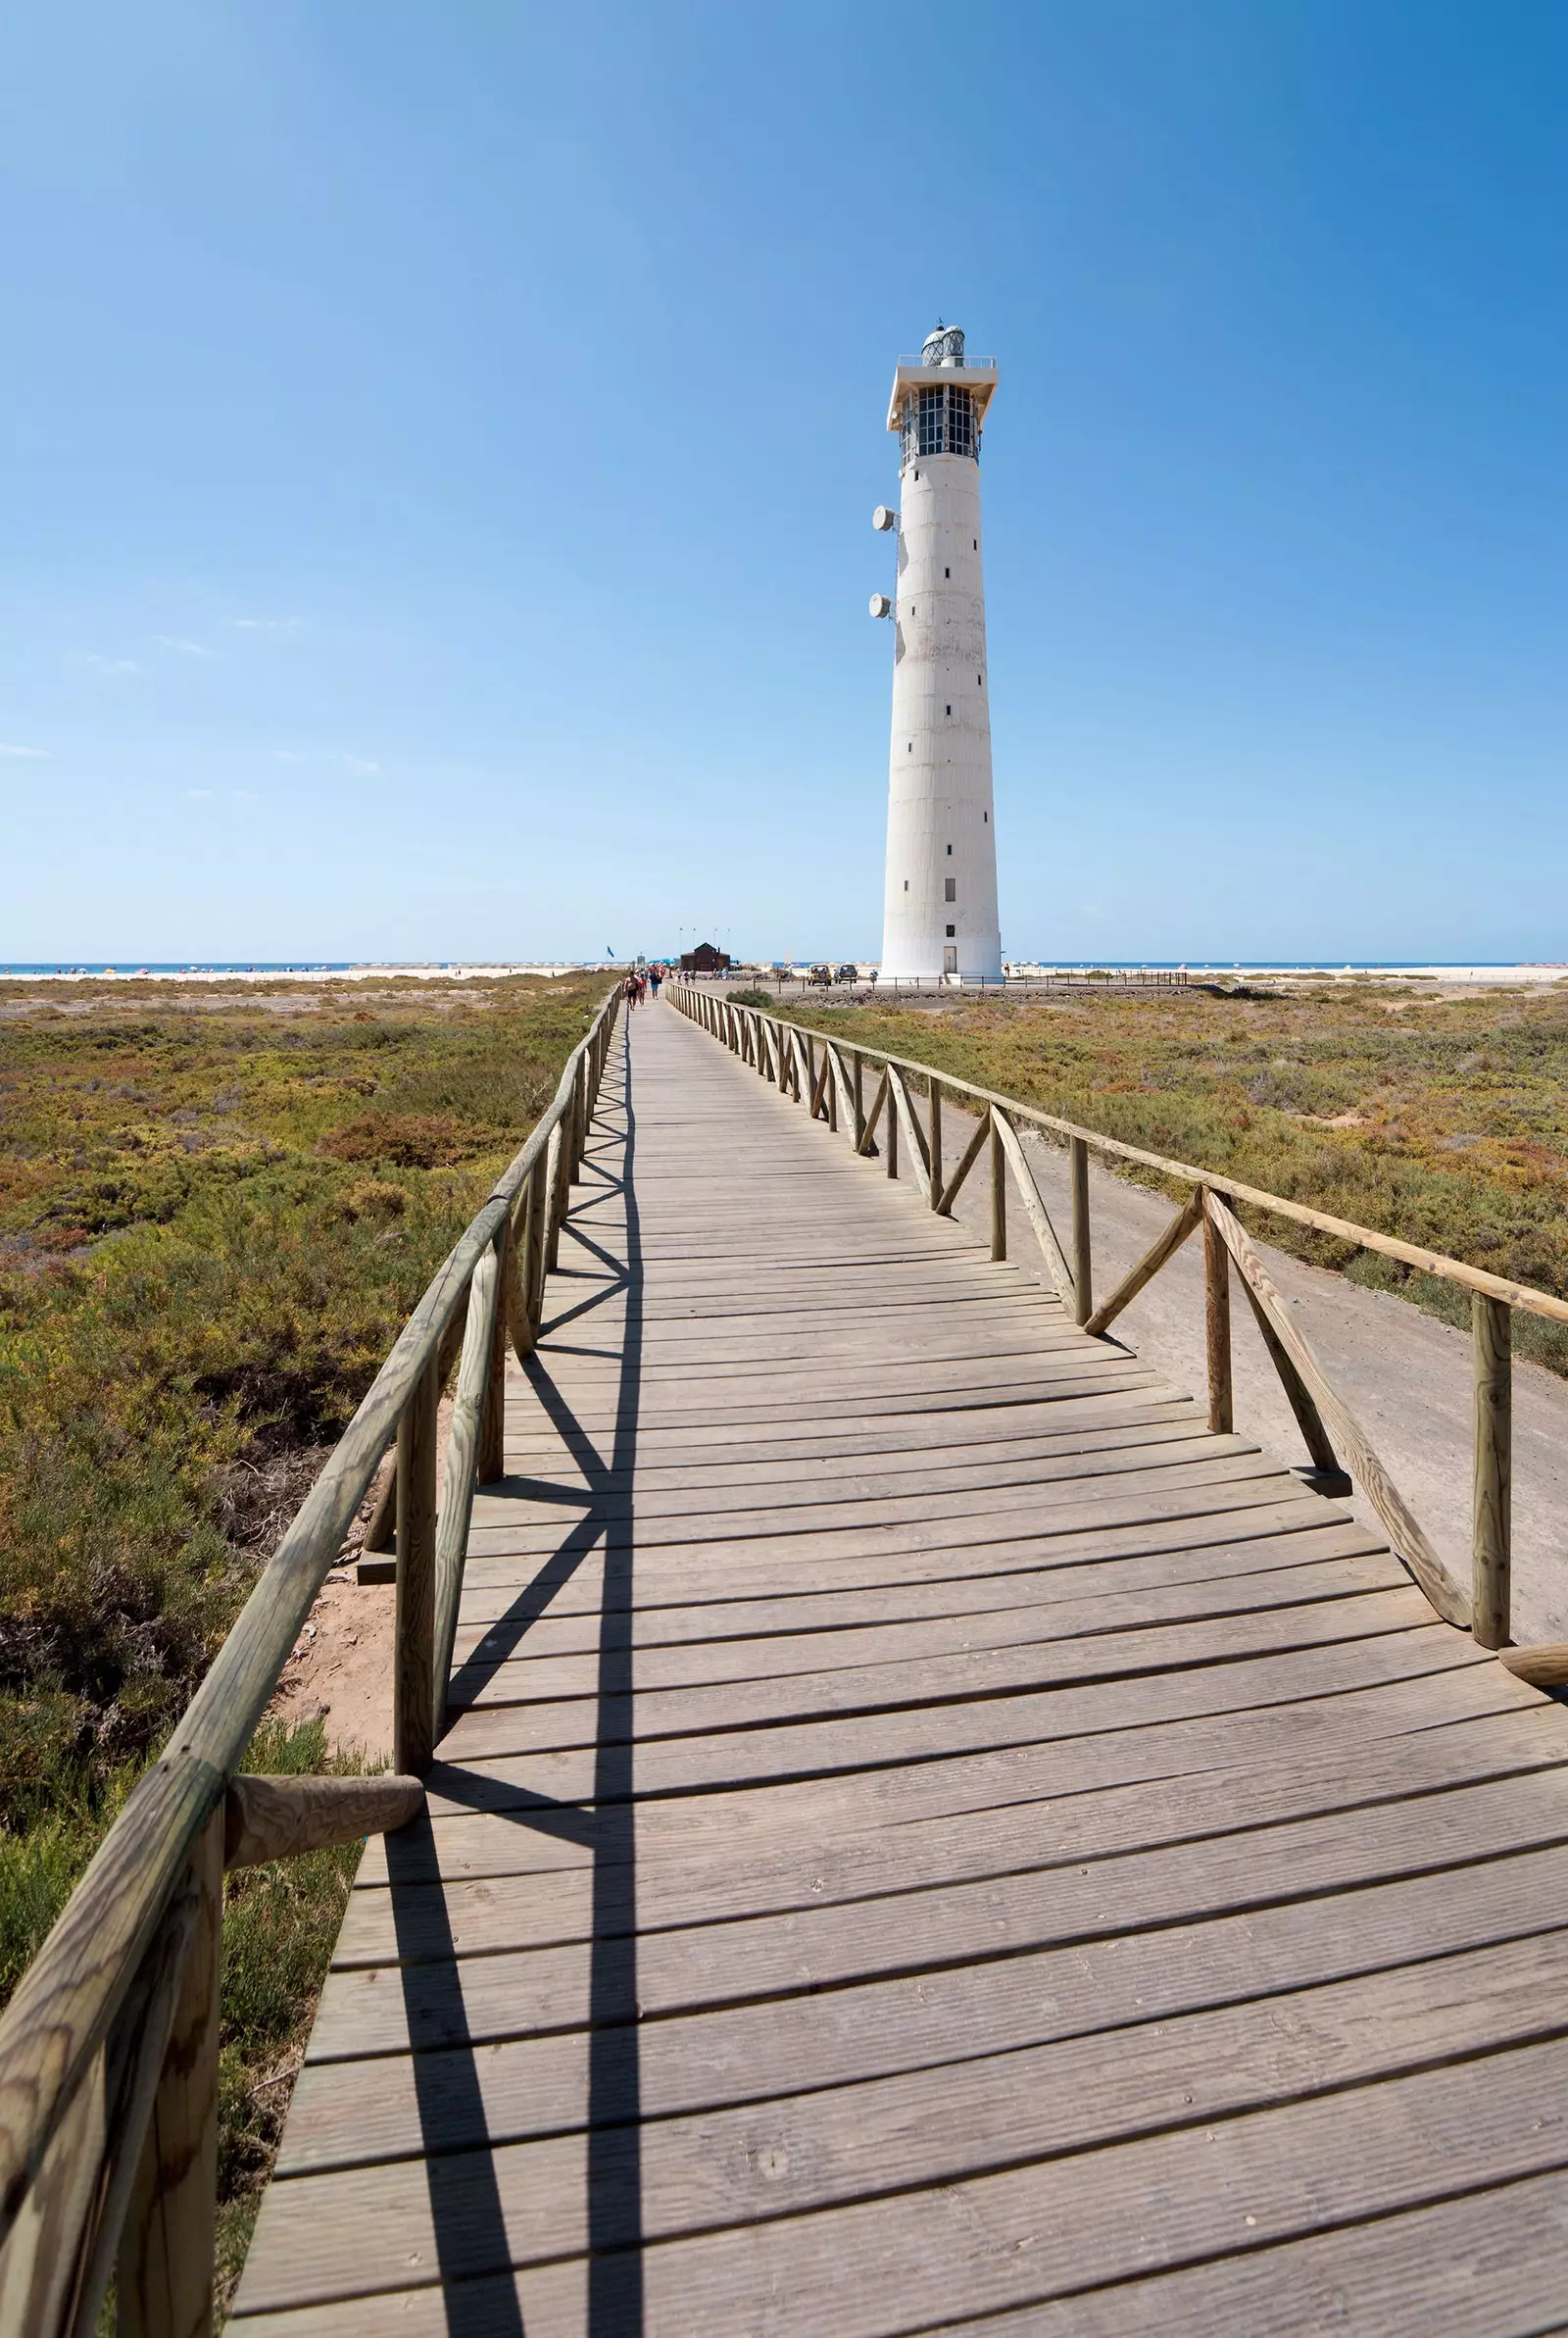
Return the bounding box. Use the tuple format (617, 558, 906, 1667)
(234, 617, 302, 631)
(0, 742, 49, 759)
(184, 787, 215, 801)
(230, 788, 258, 804)
(152, 634, 216, 658)
(271, 747, 380, 775)
(82, 655, 142, 674)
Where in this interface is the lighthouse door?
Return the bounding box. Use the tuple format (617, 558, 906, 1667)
(943, 946, 957, 976)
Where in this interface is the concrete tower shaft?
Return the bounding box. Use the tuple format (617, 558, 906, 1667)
(877, 327, 1001, 983)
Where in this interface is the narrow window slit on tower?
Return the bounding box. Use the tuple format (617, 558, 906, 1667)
(945, 567, 950, 577)
(946, 844, 953, 855)
(945, 878, 956, 902)
(946, 705, 951, 716)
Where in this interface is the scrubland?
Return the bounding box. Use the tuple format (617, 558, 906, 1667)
(0, 970, 606, 2285)
(783, 982, 1568, 1371)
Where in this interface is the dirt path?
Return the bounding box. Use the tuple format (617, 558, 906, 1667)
(933, 1097, 1568, 1646)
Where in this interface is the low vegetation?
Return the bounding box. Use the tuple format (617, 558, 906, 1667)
(780, 980, 1568, 1371)
(0, 970, 607, 2292)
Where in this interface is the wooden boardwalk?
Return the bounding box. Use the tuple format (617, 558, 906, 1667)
(233, 1001, 1568, 2336)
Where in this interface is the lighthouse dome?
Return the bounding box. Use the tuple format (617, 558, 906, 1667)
(921, 323, 966, 367)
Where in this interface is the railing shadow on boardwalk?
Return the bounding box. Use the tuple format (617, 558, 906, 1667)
(384, 1030, 646, 2335)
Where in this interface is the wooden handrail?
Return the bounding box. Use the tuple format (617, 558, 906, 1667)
(0, 982, 622, 2328)
(670, 981, 1543, 1657)
(672, 985, 1568, 1326)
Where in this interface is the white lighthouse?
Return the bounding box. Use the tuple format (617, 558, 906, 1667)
(871, 323, 1001, 983)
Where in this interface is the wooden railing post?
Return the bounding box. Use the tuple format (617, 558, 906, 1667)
(1473, 1293, 1512, 1650)
(544, 1120, 569, 1271)
(478, 1221, 509, 1485)
(568, 1055, 587, 1183)
(116, 1809, 222, 2338)
(928, 1082, 943, 1211)
(886, 1079, 899, 1179)
(853, 1053, 865, 1149)
(430, 1249, 499, 1717)
(990, 1112, 1005, 1260)
(1202, 1196, 1233, 1434)
(393, 1355, 440, 1774)
(520, 1157, 548, 1352)
(1069, 1136, 1092, 1325)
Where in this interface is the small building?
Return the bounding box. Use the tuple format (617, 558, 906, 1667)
(679, 942, 731, 974)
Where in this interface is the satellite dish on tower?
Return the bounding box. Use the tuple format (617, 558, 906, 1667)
(872, 506, 897, 532)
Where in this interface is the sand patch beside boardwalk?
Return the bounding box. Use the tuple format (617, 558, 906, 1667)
(270, 1568, 398, 1760)
(268, 1393, 464, 1762)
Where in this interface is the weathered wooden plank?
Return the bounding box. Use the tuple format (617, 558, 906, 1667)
(458, 1478, 1337, 1590)
(332, 1732, 1568, 1976)
(921, 2173, 1568, 2338)
(311, 1761, 1568, 2063)
(437, 1586, 1436, 1759)
(427, 1625, 1483, 1799)
(241, 1938, 1568, 2313)
(352, 1677, 1548, 1928)
(500, 1388, 1201, 1467)
(450, 1523, 1392, 1655)
(452, 1500, 1411, 1617)
(452, 1554, 1410, 1713)
(484, 1414, 1226, 1501)
(460, 1444, 1309, 1553)
(406, 1654, 1535, 1856)
(460, 1450, 1305, 1567)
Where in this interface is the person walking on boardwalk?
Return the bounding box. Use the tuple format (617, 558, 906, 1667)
(648, 965, 662, 1001)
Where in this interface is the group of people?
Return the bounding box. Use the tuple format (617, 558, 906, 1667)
(622, 965, 663, 1009)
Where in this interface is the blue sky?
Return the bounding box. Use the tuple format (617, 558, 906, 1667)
(2, 1, 1565, 965)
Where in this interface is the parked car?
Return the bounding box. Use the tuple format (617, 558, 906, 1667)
(835, 965, 859, 984)
(808, 964, 834, 987)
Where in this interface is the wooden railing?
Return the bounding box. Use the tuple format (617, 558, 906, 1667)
(0, 986, 620, 2338)
(669, 979, 1568, 1676)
